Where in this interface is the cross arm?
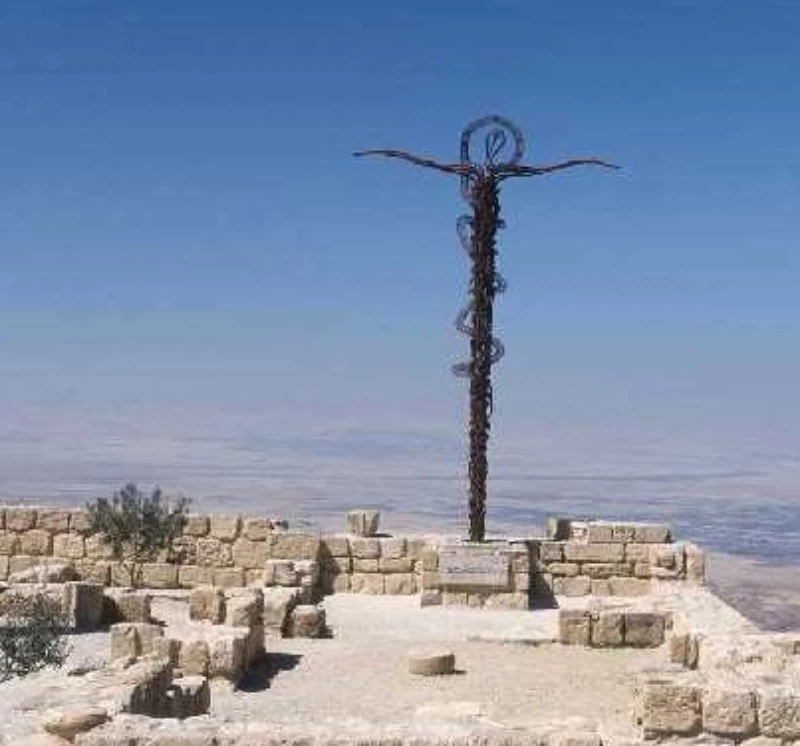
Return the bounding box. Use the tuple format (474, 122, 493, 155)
(353, 149, 474, 177)
(496, 158, 620, 179)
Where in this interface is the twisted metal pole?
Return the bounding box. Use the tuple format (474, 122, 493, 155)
(355, 115, 618, 542)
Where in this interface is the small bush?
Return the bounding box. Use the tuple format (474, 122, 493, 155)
(86, 483, 190, 587)
(0, 591, 71, 680)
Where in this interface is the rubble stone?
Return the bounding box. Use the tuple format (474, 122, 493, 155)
(702, 686, 758, 737)
(42, 705, 108, 741)
(408, 649, 455, 676)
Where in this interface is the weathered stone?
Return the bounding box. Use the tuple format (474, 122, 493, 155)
(104, 588, 152, 623)
(438, 543, 511, 590)
(84, 534, 116, 561)
(590, 579, 612, 596)
(152, 635, 182, 666)
(225, 589, 263, 627)
(582, 562, 632, 579)
(609, 577, 651, 596)
(10, 560, 77, 583)
(195, 537, 232, 567)
(14, 733, 71, 746)
(212, 567, 244, 588)
(171, 675, 210, 718)
(586, 523, 615, 543)
(379, 537, 406, 559)
(19, 529, 53, 555)
(232, 538, 270, 569)
(346, 509, 380, 536)
(0, 530, 20, 555)
(420, 589, 442, 607)
(0, 555, 7, 579)
(189, 586, 226, 623)
(422, 570, 441, 589)
(554, 576, 591, 596)
(322, 555, 351, 574)
(288, 604, 327, 638)
(36, 508, 72, 534)
(52, 532, 86, 560)
(539, 541, 564, 562)
(242, 517, 272, 541)
(6, 506, 37, 531)
(332, 573, 351, 593)
(563, 543, 625, 563)
(43, 705, 108, 741)
(758, 685, 800, 739)
(638, 678, 701, 737)
(740, 738, 782, 746)
(385, 573, 418, 595)
(351, 573, 384, 594)
(209, 630, 247, 680)
(321, 535, 350, 557)
(178, 564, 215, 588)
(512, 572, 530, 592)
(267, 559, 298, 586)
(294, 559, 318, 582)
(9, 554, 37, 574)
(183, 513, 210, 536)
(208, 514, 241, 541)
(546, 517, 572, 540)
(624, 543, 651, 562)
(353, 558, 379, 572)
(73, 559, 111, 585)
(634, 523, 672, 543)
(592, 611, 624, 647)
(263, 586, 301, 633)
(69, 510, 93, 534)
(549, 562, 580, 577)
(110, 623, 140, 659)
(408, 649, 455, 676)
(702, 686, 757, 737)
(140, 563, 179, 589)
(180, 639, 210, 676)
(62, 582, 105, 630)
(350, 537, 381, 559)
(484, 592, 529, 610)
(269, 532, 320, 560)
(625, 612, 665, 647)
(685, 543, 706, 583)
(560, 610, 592, 645)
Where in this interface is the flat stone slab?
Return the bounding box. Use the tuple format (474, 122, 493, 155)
(438, 542, 510, 590)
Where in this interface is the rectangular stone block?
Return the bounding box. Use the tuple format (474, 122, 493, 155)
(332, 573, 351, 593)
(9, 554, 36, 574)
(321, 535, 350, 557)
(350, 537, 380, 560)
(420, 589, 442, 606)
(268, 532, 320, 560)
(512, 572, 530, 592)
(323, 555, 351, 574)
(153, 636, 182, 667)
(0, 556, 8, 579)
(267, 559, 298, 586)
(685, 543, 706, 584)
(484, 592, 529, 610)
(549, 562, 580, 577)
(74, 559, 111, 585)
(624, 543, 651, 562)
(0, 530, 20, 555)
(36, 508, 71, 533)
(586, 523, 615, 543)
(702, 686, 757, 737)
(353, 557, 379, 573)
(563, 543, 625, 563)
(546, 517, 572, 540)
(189, 587, 226, 622)
(554, 576, 591, 596)
(634, 524, 672, 543)
(180, 639, 210, 676)
(178, 564, 215, 588)
(582, 562, 632, 579)
(19, 529, 52, 555)
(196, 537, 233, 567)
(84, 534, 116, 560)
(379, 557, 413, 573)
(438, 543, 511, 590)
(140, 563, 179, 589)
(624, 612, 665, 647)
(639, 679, 701, 736)
(105, 588, 152, 623)
(759, 686, 800, 739)
(379, 537, 406, 559)
(384, 573, 417, 595)
(62, 581, 105, 630)
(538, 541, 564, 562)
(225, 590, 264, 627)
(209, 515, 241, 541)
(592, 611, 624, 647)
(184, 514, 210, 537)
(560, 610, 591, 645)
(242, 517, 271, 541)
(590, 579, 612, 596)
(350, 573, 384, 594)
(231, 538, 270, 570)
(69, 509, 93, 534)
(442, 591, 468, 605)
(609, 577, 651, 596)
(421, 570, 441, 589)
(5, 507, 37, 531)
(406, 538, 428, 561)
(213, 567, 245, 588)
(421, 548, 439, 571)
(52, 532, 86, 560)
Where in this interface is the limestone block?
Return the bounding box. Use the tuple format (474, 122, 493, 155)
(189, 586, 226, 623)
(332, 573, 351, 593)
(406, 537, 429, 561)
(105, 588, 153, 623)
(586, 524, 614, 543)
(211, 567, 243, 588)
(740, 738, 783, 746)
(269, 532, 320, 560)
(408, 649, 455, 676)
(702, 686, 757, 737)
(353, 558, 379, 573)
(294, 559, 319, 583)
(52, 532, 86, 560)
(62, 581, 105, 630)
(624, 543, 650, 562)
(6, 506, 37, 531)
(20, 529, 53, 556)
(208, 630, 247, 680)
(184, 513, 210, 537)
(84, 534, 116, 561)
(420, 589, 442, 607)
(758, 685, 800, 739)
(549, 562, 580, 577)
(380, 537, 406, 559)
(73, 559, 110, 585)
(0, 530, 20, 555)
(638, 679, 701, 737)
(564, 543, 625, 563)
(180, 639, 210, 676)
(225, 589, 264, 627)
(263, 586, 301, 633)
(384, 573, 418, 595)
(288, 604, 327, 638)
(111, 623, 164, 660)
(350, 536, 381, 560)
(610, 524, 638, 543)
(609, 577, 651, 596)
(321, 535, 350, 557)
(178, 564, 215, 588)
(232, 538, 270, 569)
(685, 543, 706, 584)
(624, 612, 665, 647)
(483, 592, 528, 610)
(559, 610, 592, 645)
(208, 514, 241, 541)
(171, 675, 210, 718)
(121, 656, 173, 717)
(323, 555, 351, 574)
(539, 541, 564, 562)
(351, 573, 384, 594)
(152, 636, 182, 666)
(35, 508, 71, 534)
(591, 611, 624, 647)
(267, 559, 298, 586)
(420, 548, 439, 572)
(554, 576, 591, 596)
(591, 579, 612, 596)
(140, 563, 179, 589)
(546, 517, 572, 540)
(69, 510, 93, 534)
(0, 555, 7, 579)
(582, 562, 632, 579)
(196, 537, 233, 567)
(634, 523, 672, 543)
(42, 706, 108, 742)
(346, 509, 380, 536)
(242, 517, 271, 541)
(9, 554, 37, 574)
(512, 572, 530, 592)
(10, 560, 77, 583)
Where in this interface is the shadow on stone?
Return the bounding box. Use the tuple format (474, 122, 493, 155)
(235, 652, 303, 692)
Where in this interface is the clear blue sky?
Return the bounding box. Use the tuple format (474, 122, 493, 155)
(1, 1, 798, 440)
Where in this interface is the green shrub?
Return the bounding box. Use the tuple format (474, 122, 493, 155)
(0, 591, 71, 680)
(86, 483, 190, 588)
